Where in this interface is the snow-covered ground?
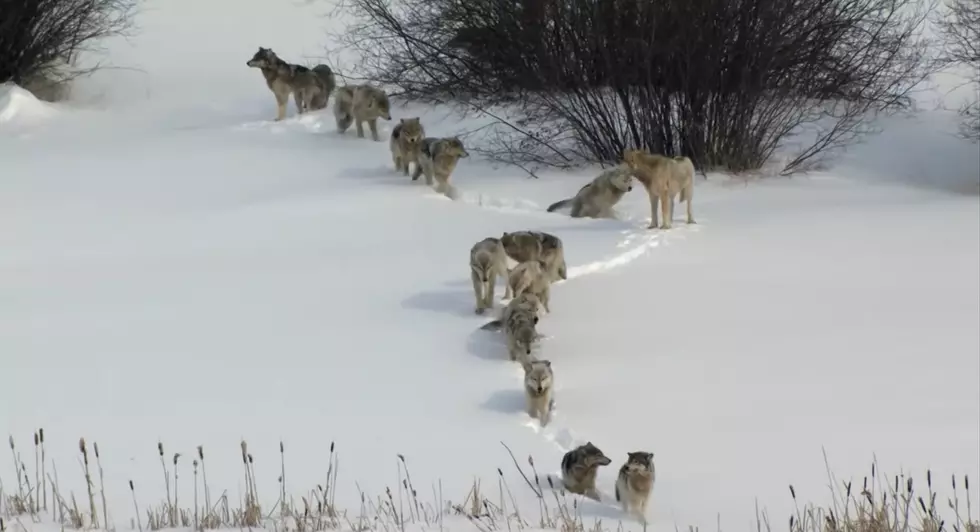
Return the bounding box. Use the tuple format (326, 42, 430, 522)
(2, 1, 978, 531)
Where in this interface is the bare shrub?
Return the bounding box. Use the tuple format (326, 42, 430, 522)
(934, 0, 980, 142)
(335, 0, 936, 175)
(0, 0, 139, 101)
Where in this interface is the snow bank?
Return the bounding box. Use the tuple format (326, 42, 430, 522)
(0, 82, 58, 128)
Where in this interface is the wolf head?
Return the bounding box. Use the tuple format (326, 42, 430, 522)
(622, 451, 655, 475)
(247, 47, 279, 69)
(579, 442, 612, 468)
(398, 118, 425, 144)
(621, 148, 649, 171)
(610, 167, 634, 192)
(523, 360, 553, 394)
(514, 317, 537, 356)
(364, 88, 392, 120)
(442, 136, 469, 158)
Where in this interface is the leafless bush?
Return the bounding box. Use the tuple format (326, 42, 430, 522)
(934, 0, 980, 142)
(335, 0, 936, 175)
(0, 0, 139, 101)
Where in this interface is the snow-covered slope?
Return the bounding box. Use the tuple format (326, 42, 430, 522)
(2, 1, 978, 531)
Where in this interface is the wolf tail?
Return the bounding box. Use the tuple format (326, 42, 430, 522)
(479, 319, 504, 331)
(313, 65, 336, 95)
(546, 198, 573, 213)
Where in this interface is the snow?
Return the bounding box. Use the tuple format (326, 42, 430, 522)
(1, 0, 978, 531)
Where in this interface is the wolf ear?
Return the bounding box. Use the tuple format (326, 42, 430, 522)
(400, 118, 406, 124)
(542, 360, 551, 367)
(521, 360, 532, 373)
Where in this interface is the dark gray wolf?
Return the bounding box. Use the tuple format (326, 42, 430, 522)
(560, 442, 612, 500)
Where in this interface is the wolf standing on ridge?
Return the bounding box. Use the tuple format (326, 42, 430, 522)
(546, 166, 635, 219)
(621, 148, 696, 230)
(333, 84, 392, 141)
(246, 47, 335, 121)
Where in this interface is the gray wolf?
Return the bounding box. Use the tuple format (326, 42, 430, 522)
(614, 451, 655, 523)
(478, 292, 543, 332)
(622, 148, 696, 230)
(390, 117, 426, 177)
(546, 166, 634, 219)
(333, 84, 392, 141)
(507, 259, 556, 314)
(522, 359, 554, 426)
(560, 442, 612, 500)
(469, 237, 511, 315)
(500, 231, 568, 281)
(413, 137, 470, 196)
(504, 303, 539, 362)
(246, 47, 335, 121)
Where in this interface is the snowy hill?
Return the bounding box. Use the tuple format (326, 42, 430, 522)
(1, 1, 978, 531)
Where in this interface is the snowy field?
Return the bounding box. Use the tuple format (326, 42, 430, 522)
(1, 0, 978, 531)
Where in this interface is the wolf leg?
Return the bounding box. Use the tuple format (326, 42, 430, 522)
(471, 271, 486, 314)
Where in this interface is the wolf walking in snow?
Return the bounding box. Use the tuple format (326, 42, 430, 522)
(469, 237, 511, 314)
(546, 166, 635, 219)
(500, 230, 568, 282)
(523, 359, 555, 426)
(390, 117, 426, 177)
(504, 304, 539, 362)
(333, 84, 392, 141)
(614, 451, 655, 524)
(507, 259, 557, 314)
(246, 47, 335, 121)
(414, 136, 470, 197)
(621, 148, 696, 230)
(560, 442, 612, 501)
(479, 292, 543, 332)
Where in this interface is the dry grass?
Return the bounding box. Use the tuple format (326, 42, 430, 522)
(1, 432, 976, 532)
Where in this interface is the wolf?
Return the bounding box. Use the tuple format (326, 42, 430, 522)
(478, 292, 543, 332)
(469, 237, 511, 315)
(622, 148, 696, 230)
(614, 451, 655, 523)
(504, 305, 539, 362)
(560, 442, 612, 501)
(523, 359, 555, 426)
(246, 47, 335, 121)
(413, 137, 470, 196)
(546, 166, 634, 219)
(333, 84, 392, 141)
(507, 259, 556, 314)
(390, 117, 426, 177)
(500, 231, 568, 281)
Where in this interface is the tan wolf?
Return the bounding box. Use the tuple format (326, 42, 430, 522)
(390, 117, 426, 176)
(413, 137, 470, 197)
(246, 47, 335, 121)
(469, 237, 511, 314)
(507, 259, 556, 314)
(622, 148, 696, 230)
(560, 442, 612, 501)
(333, 84, 392, 141)
(614, 451, 655, 523)
(500, 231, 568, 281)
(546, 166, 634, 219)
(523, 359, 555, 426)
